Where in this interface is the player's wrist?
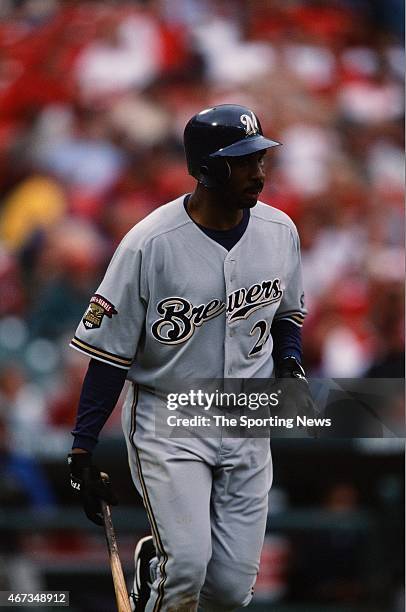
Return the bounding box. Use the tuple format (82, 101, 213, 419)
(275, 356, 307, 382)
(72, 433, 98, 454)
(68, 451, 92, 475)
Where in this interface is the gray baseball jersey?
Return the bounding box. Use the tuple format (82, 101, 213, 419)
(70, 195, 306, 611)
(70, 196, 306, 385)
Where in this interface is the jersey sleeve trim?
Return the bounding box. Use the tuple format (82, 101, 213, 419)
(70, 336, 133, 370)
(273, 310, 306, 327)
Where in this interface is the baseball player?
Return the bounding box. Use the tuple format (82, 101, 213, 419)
(68, 104, 314, 611)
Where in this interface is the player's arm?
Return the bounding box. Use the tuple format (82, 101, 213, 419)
(271, 226, 317, 432)
(68, 358, 127, 525)
(271, 318, 302, 365)
(271, 318, 309, 382)
(71, 358, 127, 453)
(272, 221, 307, 373)
(68, 236, 148, 523)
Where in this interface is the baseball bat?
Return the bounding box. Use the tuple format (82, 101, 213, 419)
(100, 474, 132, 612)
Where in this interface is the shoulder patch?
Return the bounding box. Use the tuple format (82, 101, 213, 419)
(82, 294, 118, 330)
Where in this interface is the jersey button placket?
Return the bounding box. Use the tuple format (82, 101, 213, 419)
(224, 258, 235, 377)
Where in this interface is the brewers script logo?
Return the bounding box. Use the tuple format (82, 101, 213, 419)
(82, 294, 118, 330)
(151, 279, 283, 345)
(240, 111, 259, 136)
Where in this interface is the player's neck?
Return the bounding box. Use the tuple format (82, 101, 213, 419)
(187, 187, 243, 230)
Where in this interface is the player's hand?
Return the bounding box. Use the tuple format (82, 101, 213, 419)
(68, 452, 118, 526)
(274, 357, 318, 437)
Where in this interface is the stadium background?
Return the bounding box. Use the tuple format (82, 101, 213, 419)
(0, 0, 404, 610)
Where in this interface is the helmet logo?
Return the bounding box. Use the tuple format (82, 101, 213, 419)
(240, 112, 259, 136)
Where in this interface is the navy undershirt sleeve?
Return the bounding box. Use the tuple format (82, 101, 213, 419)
(72, 359, 127, 452)
(271, 319, 303, 365)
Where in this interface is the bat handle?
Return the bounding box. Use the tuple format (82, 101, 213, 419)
(100, 475, 132, 612)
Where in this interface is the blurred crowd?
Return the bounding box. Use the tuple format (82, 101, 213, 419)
(0, 0, 404, 444)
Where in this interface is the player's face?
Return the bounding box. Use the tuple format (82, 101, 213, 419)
(224, 150, 267, 209)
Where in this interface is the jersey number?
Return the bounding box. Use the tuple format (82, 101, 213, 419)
(249, 320, 270, 357)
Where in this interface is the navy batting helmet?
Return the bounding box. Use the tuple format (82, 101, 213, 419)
(183, 104, 280, 189)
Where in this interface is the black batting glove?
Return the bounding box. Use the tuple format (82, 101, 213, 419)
(68, 452, 118, 526)
(274, 357, 318, 437)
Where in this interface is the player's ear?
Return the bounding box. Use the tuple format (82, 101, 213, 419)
(203, 158, 231, 184)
